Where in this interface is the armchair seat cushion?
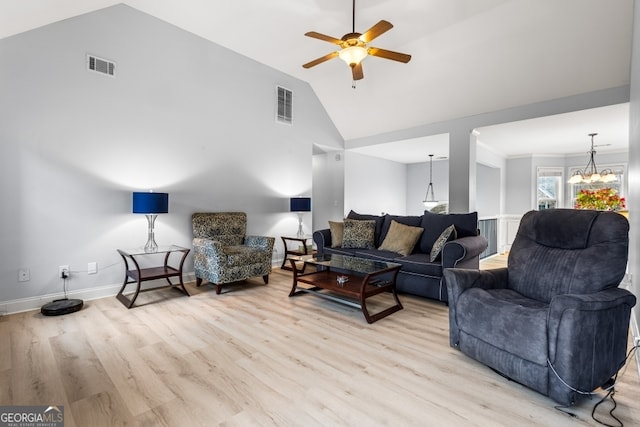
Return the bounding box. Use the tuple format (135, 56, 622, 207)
(225, 245, 268, 266)
(457, 288, 549, 365)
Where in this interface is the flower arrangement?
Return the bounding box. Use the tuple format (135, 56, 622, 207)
(575, 188, 626, 211)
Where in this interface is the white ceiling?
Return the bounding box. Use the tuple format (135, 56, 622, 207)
(0, 0, 633, 161)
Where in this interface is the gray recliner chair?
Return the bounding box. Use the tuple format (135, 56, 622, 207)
(444, 209, 636, 406)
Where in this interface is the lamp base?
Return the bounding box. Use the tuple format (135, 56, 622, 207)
(41, 298, 83, 316)
(296, 212, 304, 238)
(144, 214, 158, 253)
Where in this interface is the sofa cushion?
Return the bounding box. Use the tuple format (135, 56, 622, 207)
(419, 211, 478, 253)
(353, 248, 403, 262)
(430, 225, 457, 262)
(456, 288, 549, 365)
(394, 253, 443, 276)
(347, 210, 385, 247)
(378, 220, 424, 256)
(342, 219, 376, 249)
(323, 246, 360, 257)
(328, 221, 344, 248)
(379, 215, 423, 245)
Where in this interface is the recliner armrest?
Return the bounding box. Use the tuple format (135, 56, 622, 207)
(441, 235, 488, 269)
(444, 267, 509, 348)
(546, 287, 636, 403)
(547, 287, 636, 359)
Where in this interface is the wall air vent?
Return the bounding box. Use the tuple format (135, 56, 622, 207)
(276, 86, 292, 125)
(87, 54, 116, 77)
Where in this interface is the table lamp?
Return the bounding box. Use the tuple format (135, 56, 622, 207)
(132, 191, 169, 253)
(290, 197, 311, 238)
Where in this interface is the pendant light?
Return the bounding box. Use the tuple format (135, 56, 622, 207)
(568, 133, 617, 184)
(423, 154, 445, 209)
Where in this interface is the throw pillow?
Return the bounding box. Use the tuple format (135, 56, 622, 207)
(378, 220, 424, 256)
(430, 225, 457, 262)
(328, 221, 344, 248)
(346, 210, 385, 247)
(342, 219, 376, 249)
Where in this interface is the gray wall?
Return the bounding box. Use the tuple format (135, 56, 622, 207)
(406, 159, 449, 216)
(476, 163, 500, 218)
(344, 152, 406, 216)
(0, 5, 342, 308)
(503, 152, 629, 215)
(312, 151, 345, 233)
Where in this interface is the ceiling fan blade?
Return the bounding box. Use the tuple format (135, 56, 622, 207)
(302, 51, 339, 68)
(359, 20, 393, 43)
(368, 47, 412, 63)
(352, 63, 364, 80)
(305, 31, 343, 45)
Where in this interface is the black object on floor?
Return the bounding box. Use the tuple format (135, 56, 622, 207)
(41, 298, 83, 316)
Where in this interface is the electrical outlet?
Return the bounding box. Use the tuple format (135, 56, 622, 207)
(18, 268, 30, 282)
(59, 265, 70, 279)
(88, 262, 97, 274)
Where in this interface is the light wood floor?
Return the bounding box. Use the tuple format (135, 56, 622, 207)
(1, 257, 638, 426)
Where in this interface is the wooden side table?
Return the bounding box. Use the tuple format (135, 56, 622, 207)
(280, 236, 315, 270)
(116, 245, 190, 308)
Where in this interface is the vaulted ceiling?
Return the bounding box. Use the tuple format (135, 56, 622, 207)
(0, 0, 633, 159)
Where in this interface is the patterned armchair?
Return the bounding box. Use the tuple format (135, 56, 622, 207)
(192, 212, 275, 294)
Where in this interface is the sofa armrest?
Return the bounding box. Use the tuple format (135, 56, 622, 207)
(441, 235, 488, 269)
(244, 235, 275, 252)
(313, 229, 332, 257)
(444, 267, 509, 347)
(546, 288, 636, 403)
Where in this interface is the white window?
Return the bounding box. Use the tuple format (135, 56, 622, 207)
(536, 167, 563, 210)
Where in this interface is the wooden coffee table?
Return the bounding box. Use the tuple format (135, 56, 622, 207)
(288, 254, 402, 323)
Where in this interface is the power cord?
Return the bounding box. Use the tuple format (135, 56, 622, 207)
(550, 344, 639, 427)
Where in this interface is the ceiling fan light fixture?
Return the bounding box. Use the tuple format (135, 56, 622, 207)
(339, 45, 368, 66)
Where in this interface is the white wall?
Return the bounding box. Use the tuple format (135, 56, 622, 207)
(344, 152, 406, 216)
(0, 5, 342, 309)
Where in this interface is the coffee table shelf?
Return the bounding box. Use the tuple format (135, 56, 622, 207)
(288, 254, 402, 323)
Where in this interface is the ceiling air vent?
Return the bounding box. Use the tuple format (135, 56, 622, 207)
(87, 54, 116, 77)
(276, 86, 292, 125)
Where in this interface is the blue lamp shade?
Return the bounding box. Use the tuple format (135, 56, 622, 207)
(132, 192, 169, 214)
(290, 197, 311, 212)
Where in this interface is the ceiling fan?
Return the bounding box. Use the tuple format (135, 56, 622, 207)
(302, 0, 411, 82)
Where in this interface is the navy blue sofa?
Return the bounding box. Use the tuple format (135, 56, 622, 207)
(313, 210, 488, 303)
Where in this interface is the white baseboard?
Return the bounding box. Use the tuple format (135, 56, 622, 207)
(0, 272, 197, 316)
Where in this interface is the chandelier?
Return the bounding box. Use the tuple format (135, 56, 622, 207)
(568, 133, 617, 184)
(423, 154, 446, 209)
